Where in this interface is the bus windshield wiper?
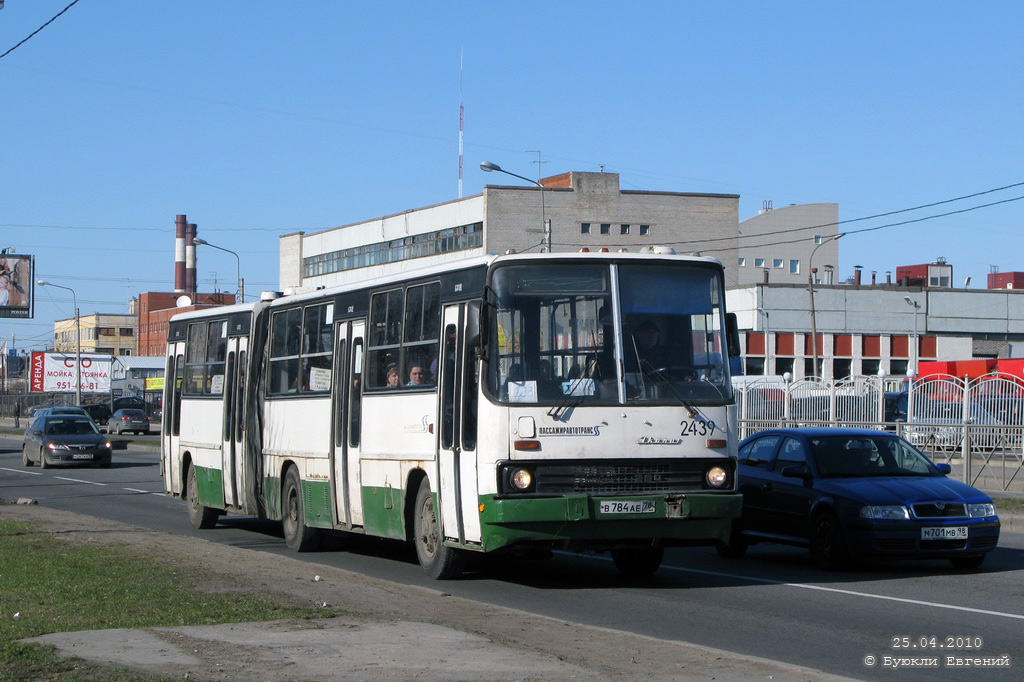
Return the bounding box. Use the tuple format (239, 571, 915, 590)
(631, 337, 701, 420)
(547, 355, 597, 420)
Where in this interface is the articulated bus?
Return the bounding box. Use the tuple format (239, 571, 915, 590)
(161, 250, 743, 578)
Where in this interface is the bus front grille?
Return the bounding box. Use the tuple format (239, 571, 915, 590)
(535, 459, 724, 495)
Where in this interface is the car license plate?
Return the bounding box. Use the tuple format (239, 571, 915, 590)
(921, 526, 967, 540)
(600, 500, 656, 514)
(72, 454, 93, 460)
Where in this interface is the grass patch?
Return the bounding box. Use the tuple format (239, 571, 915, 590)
(993, 496, 1024, 515)
(0, 519, 342, 681)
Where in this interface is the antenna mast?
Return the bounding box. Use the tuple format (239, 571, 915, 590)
(458, 48, 465, 198)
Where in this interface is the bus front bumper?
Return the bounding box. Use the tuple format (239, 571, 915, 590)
(477, 492, 742, 552)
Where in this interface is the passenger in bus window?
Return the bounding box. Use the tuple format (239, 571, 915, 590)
(386, 365, 400, 387)
(407, 364, 429, 386)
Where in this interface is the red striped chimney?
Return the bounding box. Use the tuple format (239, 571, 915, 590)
(174, 215, 187, 293)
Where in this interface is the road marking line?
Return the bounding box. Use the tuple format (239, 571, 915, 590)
(123, 488, 153, 494)
(52, 477, 106, 486)
(662, 564, 1024, 621)
(0, 467, 42, 476)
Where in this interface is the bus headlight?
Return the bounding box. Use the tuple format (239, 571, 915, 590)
(706, 466, 729, 488)
(509, 468, 534, 491)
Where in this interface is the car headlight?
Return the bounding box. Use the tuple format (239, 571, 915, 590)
(706, 466, 729, 489)
(859, 505, 910, 520)
(509, 467, 533, 491)
(46, 442, 70, 451)
(967, 503, 996, 518)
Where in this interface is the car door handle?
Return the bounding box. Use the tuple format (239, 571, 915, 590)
(761, 483, 773, 492)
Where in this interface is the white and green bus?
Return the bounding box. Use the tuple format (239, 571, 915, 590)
(161, 250, 743, 578)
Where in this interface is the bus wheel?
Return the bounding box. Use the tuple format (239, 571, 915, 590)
(186, 464, 219, 530)
(413, 479, 465, 580)
(283, 467, 320, 552)
(611, 546, 664, 577)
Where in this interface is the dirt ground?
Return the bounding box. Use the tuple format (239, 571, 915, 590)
(3, 502, 851, 682)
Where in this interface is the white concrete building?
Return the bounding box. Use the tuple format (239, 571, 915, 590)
(280, 171, 741, 290)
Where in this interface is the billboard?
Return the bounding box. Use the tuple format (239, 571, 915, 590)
(30, 352, 112, 394)
(0, 254, 34, 319)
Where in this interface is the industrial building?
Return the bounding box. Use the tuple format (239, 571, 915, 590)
(280, 171, 741, 290)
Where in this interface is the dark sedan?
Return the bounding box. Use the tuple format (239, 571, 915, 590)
(22, 415, 113, 468)
(719, 428, 1000, 569)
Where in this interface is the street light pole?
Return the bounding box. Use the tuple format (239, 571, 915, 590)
(193, 238, 244, 302)
(480, 161, 549, 251)
(904, 296, 921, 376)
(808, 233, 844, 378)
(37, 280, 81, 405)
(757, 307, 770, 375)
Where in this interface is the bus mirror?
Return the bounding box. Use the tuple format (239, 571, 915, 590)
(466, 300, 485, 353)
(725, 313, 741, 358)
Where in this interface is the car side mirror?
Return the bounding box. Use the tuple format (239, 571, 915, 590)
(780, 464, 810, 481)
(935, 462, 952, 475)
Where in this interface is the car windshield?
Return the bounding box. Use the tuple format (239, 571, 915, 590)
(45, 419, 99, 436)
(810, 435, 940, 478)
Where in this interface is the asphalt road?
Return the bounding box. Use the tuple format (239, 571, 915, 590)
(1, 433, 1022, 681)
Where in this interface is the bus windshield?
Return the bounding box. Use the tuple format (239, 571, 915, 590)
(487, 261, 732, 406)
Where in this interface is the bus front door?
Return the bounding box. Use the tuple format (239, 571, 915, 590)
(331, 320, 364, 529)
(437, 304, 477, 544)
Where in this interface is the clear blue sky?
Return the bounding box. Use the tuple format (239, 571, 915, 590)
(3, 1, 1022, 351)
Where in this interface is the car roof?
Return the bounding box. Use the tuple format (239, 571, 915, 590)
(742, 427, 898, 441)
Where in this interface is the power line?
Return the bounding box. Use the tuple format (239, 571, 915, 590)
(0, 0, 83, 61)
(698, 193, 1024, 254)
(680, 180, 1024, 247)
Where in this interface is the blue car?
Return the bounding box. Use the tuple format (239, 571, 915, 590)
(719, 428, 1000, 569)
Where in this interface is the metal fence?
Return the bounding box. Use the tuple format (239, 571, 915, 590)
(734, 373, 1024, 494)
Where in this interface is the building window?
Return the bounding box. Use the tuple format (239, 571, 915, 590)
(773, 259, 783, 268)
(754, 258, 765, 268)
(620, 224, 630, 235)
(738, 257, 746, 267)
(814, 235, 824, 245)
(639, 224, 650, 236)
(302, 221, 483, 278)
(745, 357, 765, 376)
(789, 259, 800, 274)
(120, 328, 134, 336)
(776, 357, 794, 376)
(600, 223, 610, 235)
(581, 222, 590, 234)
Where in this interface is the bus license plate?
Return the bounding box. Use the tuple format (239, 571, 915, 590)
(600, 500, 656, 514)
(72, 454, 93, 460)
(921, 526, 967, 540)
